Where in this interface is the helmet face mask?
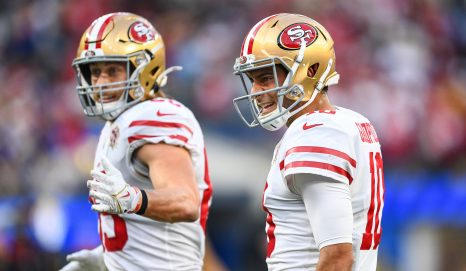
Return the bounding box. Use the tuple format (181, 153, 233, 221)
(233, 57, 305, 130)
(72, 12, 167, 121)
(73, 51, 149, 120)
(233, 13, 340, 131)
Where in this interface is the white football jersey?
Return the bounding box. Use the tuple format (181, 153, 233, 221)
(263, 107, 384, 271)
(93, 98, 212, 271)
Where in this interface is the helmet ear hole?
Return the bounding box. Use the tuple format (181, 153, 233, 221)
(150, 66, 159, 76)
(148, 66, 160, 90)
(307, 63, 319, 78)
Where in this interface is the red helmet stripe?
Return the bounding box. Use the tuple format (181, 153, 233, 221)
(241, 14, 278, 56)
(95, 14, 116, 49)
(84, 22, 96, 50)
(85, 13, 116, 51)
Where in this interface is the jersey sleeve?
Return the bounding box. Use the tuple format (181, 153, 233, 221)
(282, 124, 357, 185)
(125, 99, 199, 178)
(293, 173, 353, 249)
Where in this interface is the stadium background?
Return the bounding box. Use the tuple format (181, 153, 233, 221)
(0, 0, 465, 270)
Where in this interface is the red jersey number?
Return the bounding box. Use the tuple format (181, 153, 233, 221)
(360, 152, 384, 250)
(99, 213, 128, 252)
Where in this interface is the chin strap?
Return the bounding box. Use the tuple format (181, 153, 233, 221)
(149, 66, 183, 96)
(279, 40, 334, 119)
(308, 57, 334, 103)
(283, 38, 306, 87)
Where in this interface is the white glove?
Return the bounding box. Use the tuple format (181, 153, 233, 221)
(59, 245, 106, 271)
(88, 157, 142, 214)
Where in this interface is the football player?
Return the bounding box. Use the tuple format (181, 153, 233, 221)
(60, 12, 212, 271)
(233, 13, 385, 270)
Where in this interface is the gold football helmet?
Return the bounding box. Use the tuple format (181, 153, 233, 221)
(72, 12, 181, 120)
(233, 13, 339, 130)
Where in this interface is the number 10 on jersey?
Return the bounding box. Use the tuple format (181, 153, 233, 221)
(361, 151, 384, 250)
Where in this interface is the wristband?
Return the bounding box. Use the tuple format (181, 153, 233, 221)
(136, 189, 148, 215)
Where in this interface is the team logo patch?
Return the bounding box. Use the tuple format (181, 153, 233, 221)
(129, 21, 156, 43)
(278, 23, 318, 50)
(239, 56, 248, 64)
(109, 125, 119, 149)
(84, 50, 96, 57)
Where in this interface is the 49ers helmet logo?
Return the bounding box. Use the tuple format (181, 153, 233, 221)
(129, 21, 156, 43)
(278, 23, 318, 50)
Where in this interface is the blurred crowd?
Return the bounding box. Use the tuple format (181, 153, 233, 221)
(0, 0, 465, 270)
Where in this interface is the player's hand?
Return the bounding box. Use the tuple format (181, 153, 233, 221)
(59, 246, 106, 271)
(88, 157, 142, 214)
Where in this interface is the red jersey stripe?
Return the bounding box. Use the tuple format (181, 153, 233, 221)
(128, 134, 189, 144)
(169, 135, 188, 143)
(200, 148, 212, 233)
(129, 120, 193, 135)
(262, 182, 276, 257)
(283, 161, 353, 184)
(285, 146, 357, 168)
(128, 134, 158, 143)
